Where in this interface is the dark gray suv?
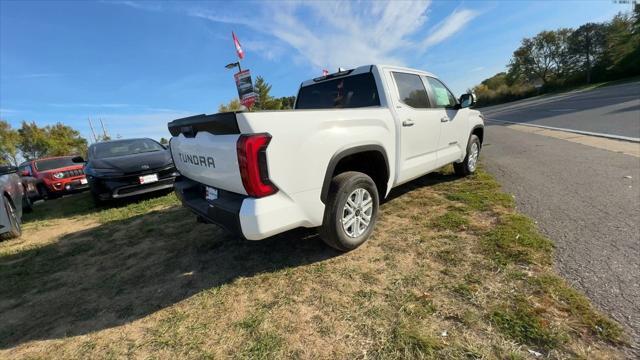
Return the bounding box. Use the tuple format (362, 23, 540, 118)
(0, 165, 24, 240)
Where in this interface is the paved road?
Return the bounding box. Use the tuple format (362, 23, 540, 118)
(481, 82, 640, 139)
(481, 87, 640, 353)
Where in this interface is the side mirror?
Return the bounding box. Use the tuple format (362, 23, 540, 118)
(459, 93, 476, 108)
(71, 156, 86, 163)
(0, 166, 18, 176)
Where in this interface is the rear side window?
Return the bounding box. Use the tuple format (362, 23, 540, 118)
(295, 73, 380, 109)
(425, 77, 457, 108)
(392, 72, 430, 108)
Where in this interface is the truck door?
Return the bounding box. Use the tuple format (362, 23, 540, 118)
(390, 71, 441, 184)
(423, 76, 466, 166)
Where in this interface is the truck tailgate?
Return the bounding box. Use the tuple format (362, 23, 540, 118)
(168, 113, 247, 195)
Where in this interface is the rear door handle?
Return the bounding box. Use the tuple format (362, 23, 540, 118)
(402, 119, 415, 127)
(441, 117, 450, 122)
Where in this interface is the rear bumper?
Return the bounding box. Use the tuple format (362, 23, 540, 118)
(174, 177, 245, 234)
(175, 177, 323, 240)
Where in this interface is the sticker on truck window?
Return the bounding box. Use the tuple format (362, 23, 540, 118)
(433, 87, 450, 107)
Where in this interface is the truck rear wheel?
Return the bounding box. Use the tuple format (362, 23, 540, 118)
(319, 171, 379, 251)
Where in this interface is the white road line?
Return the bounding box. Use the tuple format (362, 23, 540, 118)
(486, 118, 640, 143)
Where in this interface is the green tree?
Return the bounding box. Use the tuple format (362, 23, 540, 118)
(159, 137, 169, 145)
(508, 30, 574, 86)
(480, 72, 509, 89)
(47, 123, 88, 157)
(0, 120, 20, 166)
(17, 121, 87, 160)
(218, 98, 243, 112)
(569, 23, 608, 83)
(277, 96, 296, 109)
(253, 76, 282, 110)
(605, 7, 640, 77)
(18, 121, 50, 160)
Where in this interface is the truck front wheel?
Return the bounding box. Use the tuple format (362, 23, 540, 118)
(454, 134, 481, 176)
(319, 171, 379, 251)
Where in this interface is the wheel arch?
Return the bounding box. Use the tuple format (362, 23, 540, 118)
(321, 145, 390, 204)
(471, 124, 484, 145)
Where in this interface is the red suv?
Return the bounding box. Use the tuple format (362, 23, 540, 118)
(18, 156, 89, 199)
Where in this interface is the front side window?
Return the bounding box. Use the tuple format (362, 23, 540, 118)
(425, 77, 457, 108)
(392, 72, 430, 108)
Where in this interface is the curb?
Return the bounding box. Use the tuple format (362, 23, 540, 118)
(485, 118, 640, 143)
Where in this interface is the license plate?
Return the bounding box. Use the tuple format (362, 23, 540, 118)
(80, 178, 88, 185)
(206, 186, 218, 201)
(139, 174, 158, 184)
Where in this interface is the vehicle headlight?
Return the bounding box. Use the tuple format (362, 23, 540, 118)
(53, 172, 64, 179)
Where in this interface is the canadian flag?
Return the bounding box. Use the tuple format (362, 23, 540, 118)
(322, 69, 329, 76)
(232, 31, 244, 60)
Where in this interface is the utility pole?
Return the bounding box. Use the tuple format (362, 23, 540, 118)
(88, 117, 98, 143)
(99, 118, 108, 140)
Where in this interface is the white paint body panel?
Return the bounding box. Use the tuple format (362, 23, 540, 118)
(170, 64, 484, 240)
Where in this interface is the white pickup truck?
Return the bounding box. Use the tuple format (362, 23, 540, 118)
(168, 65, 484, 251)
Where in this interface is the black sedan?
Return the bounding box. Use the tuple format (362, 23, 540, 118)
(74, 138, 179, 204)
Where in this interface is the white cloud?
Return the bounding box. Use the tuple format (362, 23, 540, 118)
(85, 111, 190, 141)
(6, 73, 65, 79)
(104, 0, 162, 12)
(187, 1, 478, 70)
(421, 8, 478, 49)
(49, 103, 131, 108)
(108, 1, 478, 70)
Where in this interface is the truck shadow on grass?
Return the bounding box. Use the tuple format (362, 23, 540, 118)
(1, 205, 337, 349)
(0, 171, 458, 349)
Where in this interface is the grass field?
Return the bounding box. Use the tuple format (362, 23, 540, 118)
(0, 167, 629, 359)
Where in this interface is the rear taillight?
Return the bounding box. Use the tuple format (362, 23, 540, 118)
(237, 133, 278, 197)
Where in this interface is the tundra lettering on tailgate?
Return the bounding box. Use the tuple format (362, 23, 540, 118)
(178, 153, 215, 168)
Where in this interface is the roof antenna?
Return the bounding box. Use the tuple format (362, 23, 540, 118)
(338, 67, 346, 72)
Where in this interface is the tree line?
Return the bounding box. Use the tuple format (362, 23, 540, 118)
(473, 5, 639, 106)
(218, 76, 296, 112)
(0, 120, 88, 166)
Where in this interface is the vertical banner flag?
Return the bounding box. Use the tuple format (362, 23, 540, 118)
(232, 31, 244, 60)
(234, 69, 257, 109)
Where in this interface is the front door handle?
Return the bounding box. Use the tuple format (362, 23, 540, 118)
(441, 117, 450, 122)
(402, 119, 415, 127)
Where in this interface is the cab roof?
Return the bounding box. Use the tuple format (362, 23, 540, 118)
(300, 64, 437, 87)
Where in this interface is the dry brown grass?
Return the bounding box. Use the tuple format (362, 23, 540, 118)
(0, 167, 629, 359)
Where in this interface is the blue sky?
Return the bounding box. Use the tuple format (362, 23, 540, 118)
(0, 0, 630, 141)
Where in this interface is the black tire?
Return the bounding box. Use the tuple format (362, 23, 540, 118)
(37, 184, 61, 200)
(454, 134, 481, 177)
(91, 189, 107, 206)
(318, 171, 379, 252)
(22, 195, 33, 213)
(1, 196, 22, 240)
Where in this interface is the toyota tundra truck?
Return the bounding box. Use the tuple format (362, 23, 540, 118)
(168, 65, 484, 251)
